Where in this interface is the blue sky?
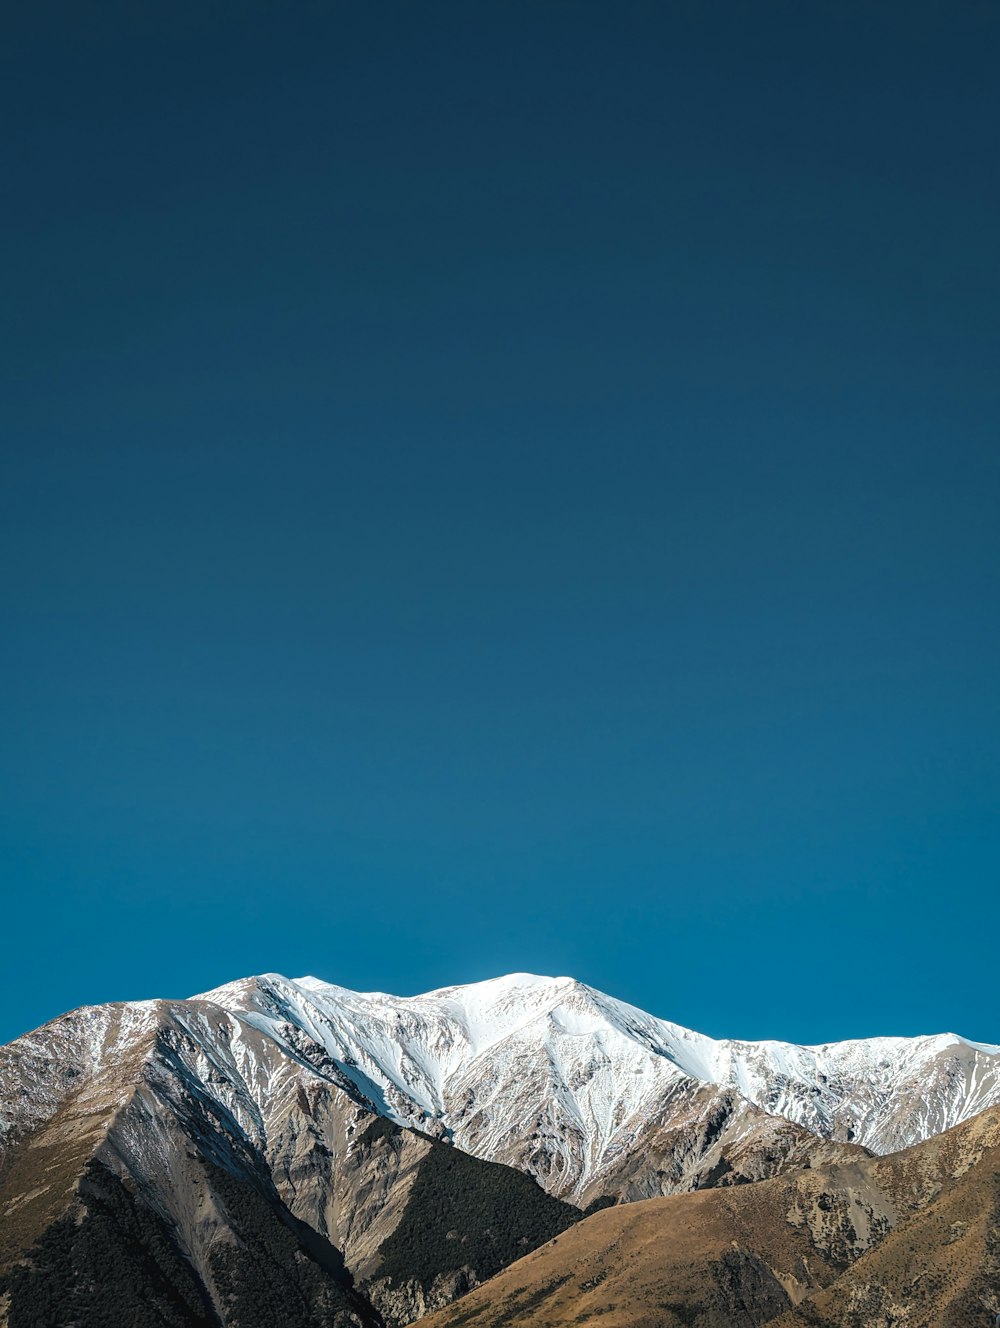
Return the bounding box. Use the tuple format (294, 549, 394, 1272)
(2, 1, 998, 1047)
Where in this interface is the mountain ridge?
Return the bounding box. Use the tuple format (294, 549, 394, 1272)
(188, 969, 1000, 1201)
(288, 971, 992, 1051)
(5, 971, 998, 1208)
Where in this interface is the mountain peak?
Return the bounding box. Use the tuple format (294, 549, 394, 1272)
(6, 970, 1000, 1212)
(176, 969, 1000, 1198)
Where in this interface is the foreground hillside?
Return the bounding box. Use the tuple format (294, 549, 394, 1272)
(421, 1105, 1000, 1328)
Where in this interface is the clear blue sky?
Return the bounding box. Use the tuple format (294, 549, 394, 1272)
(2, 1, 998, 1048)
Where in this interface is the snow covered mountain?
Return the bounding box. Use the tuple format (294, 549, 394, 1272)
(3, 971, 997, 1211)
(2, 970, 998, 1326)
(196, 971, 1000, 1201)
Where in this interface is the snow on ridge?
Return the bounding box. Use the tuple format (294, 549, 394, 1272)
(6, 969, 1000, 1205)
(21, 967, 981, 1198)
(197, 971, 1000, 1093)
(189, 970, 1000, 1171)
(289, 971, 999, 1058)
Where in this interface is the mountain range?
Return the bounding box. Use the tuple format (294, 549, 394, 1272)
(1, 972, 998, 1327)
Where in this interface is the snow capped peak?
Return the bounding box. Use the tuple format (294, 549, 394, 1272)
(193, 971, 1000, 1085)
(293, 971, 584, 1009)
(186, 968, 1000, 1202)
(6, 969, 999, 1208)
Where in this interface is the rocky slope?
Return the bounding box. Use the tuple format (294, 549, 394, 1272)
(774, 1104, 1000, 1327)
(0, 998, 578, 1328)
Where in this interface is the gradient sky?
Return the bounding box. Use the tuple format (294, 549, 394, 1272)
(2, 1, 998, 1048)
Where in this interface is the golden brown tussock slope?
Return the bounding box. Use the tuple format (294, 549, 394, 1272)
(421, 1106, 1000, 1328)
(776, 1106, 1000, 1328)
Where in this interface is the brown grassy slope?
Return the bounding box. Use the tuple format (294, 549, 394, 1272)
(417, 1163, 885, 1328)
(775, 1107, 1000, 1328)
(421, 1107, 1000, 1328)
